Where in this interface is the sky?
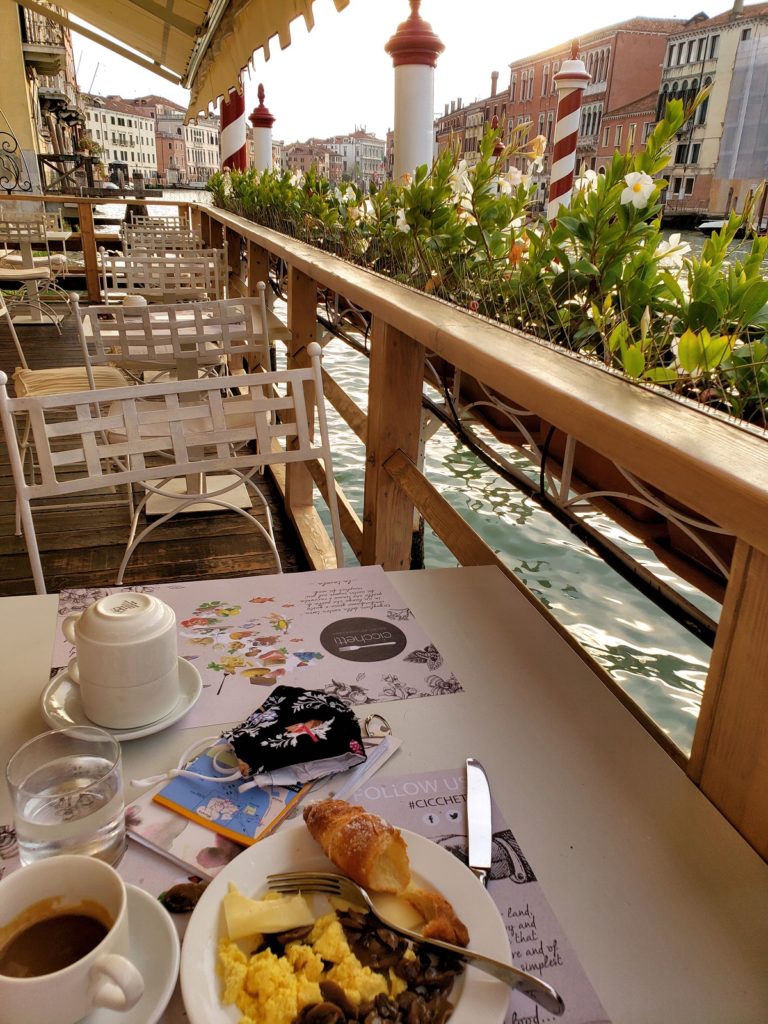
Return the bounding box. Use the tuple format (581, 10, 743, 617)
(71, 0, 708, 142)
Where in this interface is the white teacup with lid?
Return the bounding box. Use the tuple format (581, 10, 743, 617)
(62, 593, 179, 730)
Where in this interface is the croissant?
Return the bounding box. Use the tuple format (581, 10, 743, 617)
(403, 885, 470, 947)
(303, 799, 470, 948)
(303, 799, 411, 894)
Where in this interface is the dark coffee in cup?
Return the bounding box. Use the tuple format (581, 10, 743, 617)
(0, 904, 111, 978)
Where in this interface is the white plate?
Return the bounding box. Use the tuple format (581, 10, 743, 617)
(180, 824, 510, 1024)
(40, 657, 202, 741)
(87, 884, 180, 1024)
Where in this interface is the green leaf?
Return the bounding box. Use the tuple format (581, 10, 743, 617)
(643, 367, 679, 385)
(687, 301, 720, 332)
(622, 345, 645, 378)
(677, 329, 704, 373)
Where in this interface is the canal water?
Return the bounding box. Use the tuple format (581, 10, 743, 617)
(125, 198, 757, 755)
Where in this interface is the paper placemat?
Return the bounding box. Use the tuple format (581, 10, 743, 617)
(51, 566, 463, 731)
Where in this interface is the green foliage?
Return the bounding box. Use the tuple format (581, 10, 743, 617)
(206, 100, 768, 427)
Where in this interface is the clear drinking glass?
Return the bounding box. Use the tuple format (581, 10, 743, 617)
(6, 726, 126, 866)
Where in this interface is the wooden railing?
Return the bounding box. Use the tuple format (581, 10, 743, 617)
(2, 193, 767, 861)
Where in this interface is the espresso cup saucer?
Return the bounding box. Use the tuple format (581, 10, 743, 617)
(86, 884, 180, 1024)
(40, 657, 203, 741)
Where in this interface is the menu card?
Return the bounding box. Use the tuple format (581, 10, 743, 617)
(52, 566, 463, 730)
(354, 768, 610, 1024)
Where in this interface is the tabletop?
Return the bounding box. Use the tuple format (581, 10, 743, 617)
(1, 565, 767, 1024)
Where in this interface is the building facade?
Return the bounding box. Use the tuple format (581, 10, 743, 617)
(324, 130, 387, 186)
(658, 2, 768, 219)
(82, 95, 157, 185)
(595, 92, 658, 169)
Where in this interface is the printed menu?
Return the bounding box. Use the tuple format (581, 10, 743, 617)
(354, 768, 610, 1024)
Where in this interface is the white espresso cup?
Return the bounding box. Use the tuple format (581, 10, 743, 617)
(62, 592, 179, 729)
(0, 855, 144, 1024)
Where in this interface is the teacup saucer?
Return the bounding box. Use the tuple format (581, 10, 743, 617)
(87, 884, 180, 1024)
(40, 657, 202, 741)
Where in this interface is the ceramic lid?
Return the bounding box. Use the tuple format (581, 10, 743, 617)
(75, 593, 174, 645)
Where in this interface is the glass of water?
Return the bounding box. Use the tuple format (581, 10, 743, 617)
(6, 726, 126, 866)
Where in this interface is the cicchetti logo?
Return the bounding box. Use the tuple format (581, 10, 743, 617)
(319, 617, 407, 662)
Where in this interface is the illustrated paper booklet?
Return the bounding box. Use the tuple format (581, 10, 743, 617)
(151, 746, 310, 847)
(126, 735, 400, 878)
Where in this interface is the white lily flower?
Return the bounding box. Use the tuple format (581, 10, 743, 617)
(396, 208, 410, 233)
(498, 166, 525, 194)
(620, 171, 655, 208)
(574, 168, 598, 193)
(654, 232, 691, 269)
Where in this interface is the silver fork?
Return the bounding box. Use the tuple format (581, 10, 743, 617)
(266, 870, 565, 1017)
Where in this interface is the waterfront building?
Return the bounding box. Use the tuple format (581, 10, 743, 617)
(435, 19, 680, 207)
(658, 2, 768, 221)
(283, 141, 332, 179)
(2, 0, 82, 192)
(81, 95, 157, 186)
(323, 130, 387, 186)
(595, 91, 658, 168)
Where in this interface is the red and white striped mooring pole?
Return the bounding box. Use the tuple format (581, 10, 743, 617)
(547, 41, 591, 223)
(220, 88, 247, 171)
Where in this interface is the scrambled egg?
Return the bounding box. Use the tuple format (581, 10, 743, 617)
(218, 910, 409, 1024)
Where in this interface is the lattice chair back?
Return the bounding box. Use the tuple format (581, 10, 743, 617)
(0, 343, 343, 594)
(72, 287, 271, 384)
(121, 224, 203, 253)
(129, 215, 186, 229)
(99, 246, 227, 303)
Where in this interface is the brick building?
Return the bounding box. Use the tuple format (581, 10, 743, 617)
(595, 91, 658, 169)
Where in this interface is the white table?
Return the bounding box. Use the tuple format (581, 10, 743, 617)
(1, 567, 767, 1024)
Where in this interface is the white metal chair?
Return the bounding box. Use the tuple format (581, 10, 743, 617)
(71, 286, 271, 386)
(0, 343, 344, 594)
(120, 224, 203, 253)
(128, 214, 187, 229)
(99, 246, 227, 304)
(0, 213, 71, 332)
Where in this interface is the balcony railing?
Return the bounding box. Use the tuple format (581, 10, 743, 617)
(0, 192, 767, 865)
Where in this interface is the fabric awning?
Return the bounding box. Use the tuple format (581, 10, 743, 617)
(17, 0, 351, 120)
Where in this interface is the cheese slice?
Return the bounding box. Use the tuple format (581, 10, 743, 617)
(223, 885, 316, 940)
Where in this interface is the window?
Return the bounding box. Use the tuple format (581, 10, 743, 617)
(687, 40, 695, 62)
(510, 74, 516, 102)
(741, 28, 751, 41)
(690, 143, 701, 164)
(684, 177, 695, 195)
(672, 176, 682, 194)
(552, 62, 559, 92)
(677, 43, 685, 65)
(696, 38, 705, 60)
(538, 114, 545, 137)
(675, 142, 689, 164)
(709, 35, 719, 59)
(666, 44, 675, 66)
(643, 121, 653, 142)
(603, 125, 610, 146)
(547, 112, 554, 143)
(542, 65, 549, 96)
(615, 125, 623, 147)
(628, 123, 636, 148)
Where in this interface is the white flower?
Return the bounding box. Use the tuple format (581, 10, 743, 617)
(347, 205, 361, 222)
(450, 159, 472, 197)
(620, 171, 655, 209)
(396, 208, 410, 233)
(497, 166, 525, 194)
(574, 168, 598, 193)
(654, 232, 691, 269)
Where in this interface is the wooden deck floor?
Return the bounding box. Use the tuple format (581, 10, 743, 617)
(0, 307, 308, 596)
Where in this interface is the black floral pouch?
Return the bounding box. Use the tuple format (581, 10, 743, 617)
(220, 685, 367, 786)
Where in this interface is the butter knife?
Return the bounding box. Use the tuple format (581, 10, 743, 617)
(466, 757, 492, 886)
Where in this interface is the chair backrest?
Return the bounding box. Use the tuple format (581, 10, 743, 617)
(0, 214, 48, 246)
(0, 343, 343, 593)
(72, 287, 270, 383)
(129, 215, 186, 229)
(121, 224, 203, 253)
(99, 247, 227, 303)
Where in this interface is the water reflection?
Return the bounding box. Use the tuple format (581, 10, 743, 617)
(316, 335, 712, 757)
